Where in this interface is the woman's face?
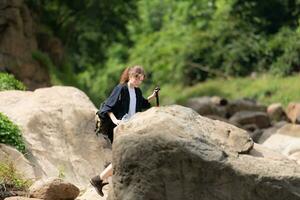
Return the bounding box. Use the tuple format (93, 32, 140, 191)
(129, 73, 144, 87)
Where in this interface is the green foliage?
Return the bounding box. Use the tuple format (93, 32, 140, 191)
(127, 0, 214, 85)
(163, 74, 300, 107)
(0, 73, 26, 91)
(25, 0, 300, 104)
(233, 0, 300, 33)
(26, 0, 137, 66)
(32, 50, 124, 104)
(25, 0, 139, 104)
(0, 161, 31, 190)
(58, 165, 65, 179)
(267, 28, 300, 75)
(193, 9, 264, 78)
(32, 51, 77, 86)
(125, 0, 300, 85)
(0, 113, 26, 154)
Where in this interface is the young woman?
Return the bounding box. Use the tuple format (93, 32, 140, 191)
(90, 65, 158, 197)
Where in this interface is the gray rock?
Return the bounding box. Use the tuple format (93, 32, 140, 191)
(267, 103, 288, 122)
(287, 103, 300, 124)
(226, 99, 267, 117)
(4, 197, 42, 200)
(242, 124, 263, 142)
(0, 87, 111, 188)
(110, 105, 300, 200)
(259, 123, 300, 164)
(0, 0, 50, 89)
(258, 121, 287, 143)
(229, 111, 270, 129)
(185, 97, 227, 118)
(29, 178, 79, 200)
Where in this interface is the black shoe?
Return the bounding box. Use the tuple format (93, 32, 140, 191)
(90, 175, 108, 197)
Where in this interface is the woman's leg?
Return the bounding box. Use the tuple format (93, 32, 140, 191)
(100, 163, 113, 181)
(90, 164, 112, 197)
(91, 127, 115, 196)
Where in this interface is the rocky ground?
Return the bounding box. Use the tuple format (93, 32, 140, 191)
(1, 88, 300, 199)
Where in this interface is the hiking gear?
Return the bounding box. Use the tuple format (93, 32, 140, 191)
(154, 86, 160, 107)
(95, 112, 114, 143)
(90, 175, 108, 197)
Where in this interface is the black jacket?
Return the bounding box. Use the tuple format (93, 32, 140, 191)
(96, 84, 150, 143)
(99, 83, 151, 120)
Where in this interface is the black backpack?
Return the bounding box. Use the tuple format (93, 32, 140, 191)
(95, 102, 108, 135)
(95, 113, 115, 146)
(94, 87, 124, 142)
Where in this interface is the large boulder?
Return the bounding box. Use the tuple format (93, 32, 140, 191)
(29, 178, 79, 200)
(76, 187, 108, 200)
(286, 103, 300, 124)
(0, 86, 111, 188)
(229, 111, 271, 129)
(185, 96, 227, 118)
(226, 99, 266, 117)
(0, 0, 50, 89)
(249, 143, 290, 160)
(258, 121, 288, 143)
(110, 105, 300, 200)
(259, 123, 300, 164)
(267, 103, 288, 122)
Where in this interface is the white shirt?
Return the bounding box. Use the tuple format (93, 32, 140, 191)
(127, 86, 136, 118)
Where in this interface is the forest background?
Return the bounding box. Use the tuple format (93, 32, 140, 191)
(23, 0, 300, 106)
(3, 0, 300, 192)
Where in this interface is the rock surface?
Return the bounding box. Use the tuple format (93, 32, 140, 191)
(4, 197, 42, 200)
(267, 103, 287, 122)
(0, 144, 35, 180)
(110, 105, 300, 200)
(0, 86, 111, 188)
(0, 0, 50, 89)
(260, 124, 300, 164)
(287, 103, 300, 124)
(229, 111, 270, 129)
(29, 178, 79, 200)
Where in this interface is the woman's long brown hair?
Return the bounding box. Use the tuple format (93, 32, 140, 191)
(119, 66, 145, 84)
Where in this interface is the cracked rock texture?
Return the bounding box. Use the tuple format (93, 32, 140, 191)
(110, 105, 300, 200)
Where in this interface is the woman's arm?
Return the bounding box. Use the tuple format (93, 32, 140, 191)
(147, 87, 160, 101)
(99, 84, 122, 118)
(147, 92, 156, 101)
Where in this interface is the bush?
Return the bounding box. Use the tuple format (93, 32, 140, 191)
(0, 161, 31, 190)
(267, 28, 300, 75)
(125, 0, 300, 85)
(163, 74, 300, 107)
(127, 0, 213, 85)
(0, 73, 26, 91)
(0, 113, 26, 154)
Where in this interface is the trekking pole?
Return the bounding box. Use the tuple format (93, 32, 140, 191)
(154, 86, 160, 107)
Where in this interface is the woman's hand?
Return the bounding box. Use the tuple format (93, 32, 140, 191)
(147, 87, 160, 101)
(108, 112, 121, 126)
(112, 119, 121, 126)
